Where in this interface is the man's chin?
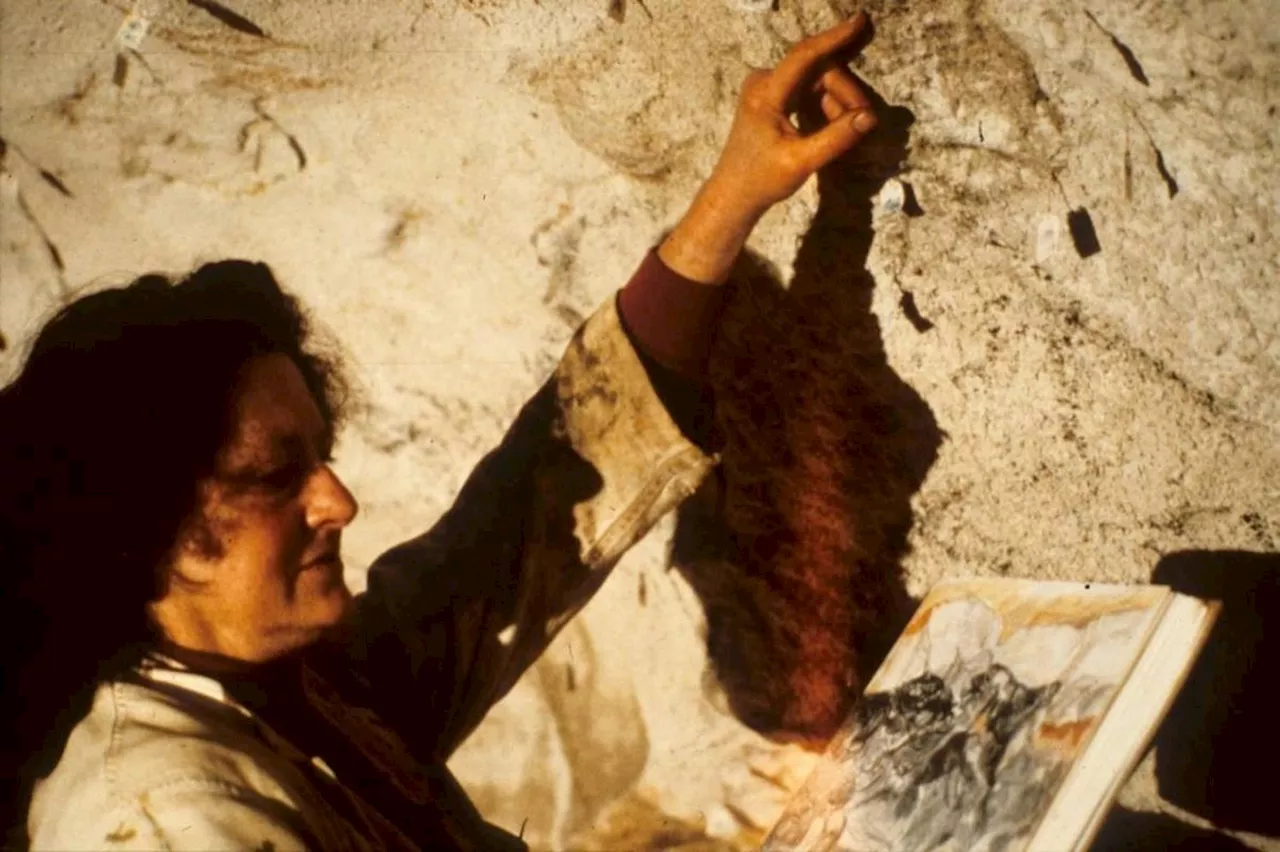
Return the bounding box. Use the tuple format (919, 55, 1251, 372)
(289, 581, 353, 635)
(320, 583, 354, 620)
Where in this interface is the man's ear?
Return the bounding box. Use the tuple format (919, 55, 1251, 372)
(158, 551, 215, 592)
(162, 496, 227, 588)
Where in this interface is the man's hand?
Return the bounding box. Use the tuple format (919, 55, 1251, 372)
(660, 12, 877, 285)
(709, 11, 878, 216)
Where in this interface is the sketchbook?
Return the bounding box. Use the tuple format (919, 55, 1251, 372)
(762, 577, 1219, 852)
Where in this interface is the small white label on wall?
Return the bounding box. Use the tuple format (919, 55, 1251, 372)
(116, 13, 150, 51)
(879, 178, 907, 214)
(1036, 214, 1060, 264)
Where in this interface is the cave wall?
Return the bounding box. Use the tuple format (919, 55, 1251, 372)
(1, 0, 1276, 848)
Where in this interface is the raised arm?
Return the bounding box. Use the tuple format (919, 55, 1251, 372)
(343, 288, 720, 762)
(325, 13, 880, 764)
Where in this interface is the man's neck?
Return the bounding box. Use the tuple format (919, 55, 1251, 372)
(152, 637, 275, 678)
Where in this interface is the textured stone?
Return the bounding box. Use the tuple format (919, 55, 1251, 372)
(1, 0, 1275, 848)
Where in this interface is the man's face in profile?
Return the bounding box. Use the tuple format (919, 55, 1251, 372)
(152, 352, 359, 662)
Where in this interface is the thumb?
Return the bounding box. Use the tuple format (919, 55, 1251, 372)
(793, 108, 877, 173)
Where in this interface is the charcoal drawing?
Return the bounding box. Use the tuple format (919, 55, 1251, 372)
(764, 584, 1166, 852)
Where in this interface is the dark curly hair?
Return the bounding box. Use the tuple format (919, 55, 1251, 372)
(0, 259, 350, 847)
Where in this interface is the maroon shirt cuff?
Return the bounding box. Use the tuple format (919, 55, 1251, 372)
(616, 246, 728, 383)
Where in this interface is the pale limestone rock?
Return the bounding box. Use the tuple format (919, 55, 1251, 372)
(1, 0, 1275, 848)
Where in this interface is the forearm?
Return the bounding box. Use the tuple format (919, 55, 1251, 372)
(616, 170, 764, 383)
(657, 173, 763, 286)
(350, 296, 719, 761)
(618, 217, 742, 453)
(617, 243, 728, 382)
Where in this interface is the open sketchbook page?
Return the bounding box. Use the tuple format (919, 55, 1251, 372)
(1030, 593, 1219, 852)
(763, 579, 1171, 852)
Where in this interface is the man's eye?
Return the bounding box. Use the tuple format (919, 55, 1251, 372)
(259, 463, 305, 490)
(257, 453, 335, 490)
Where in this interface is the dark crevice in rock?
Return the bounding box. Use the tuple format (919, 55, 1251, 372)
(38, 169, 73, 198)
(1067, 207, 1101, 258)
(286, 133, 308, 170)
(112, 53, 128, 87)
(900, 180, 924, 217)
(607, 0, 653, 23)
(1152, 145, 1179, 198)
(185, 0, 267, 38)
(15, 191, 65, 273)
(1, 136, 74, 199)
(1085, 11, 1150, 86)
(899, 291, 935, 333)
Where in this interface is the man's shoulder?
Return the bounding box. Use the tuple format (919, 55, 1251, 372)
(28, 676, 315, 848)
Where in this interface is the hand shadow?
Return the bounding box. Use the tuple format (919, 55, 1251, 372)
(668, 82, 941, 747)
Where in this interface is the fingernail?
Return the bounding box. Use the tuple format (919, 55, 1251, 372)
(852, 110, 878, 132)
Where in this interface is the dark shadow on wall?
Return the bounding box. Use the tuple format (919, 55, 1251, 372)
(1092, 806, 1255, 851)
(1150, 550, 1279, 838)
(669, 83, 941, 747)
(1094, 549, 1279, 849)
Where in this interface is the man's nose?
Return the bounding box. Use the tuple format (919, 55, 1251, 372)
(305, 463, 359, 529)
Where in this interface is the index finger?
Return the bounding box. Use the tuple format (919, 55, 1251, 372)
(766, 12, 872, 110)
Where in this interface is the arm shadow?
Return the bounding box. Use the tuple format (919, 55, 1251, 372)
(667, 82, 942, 746)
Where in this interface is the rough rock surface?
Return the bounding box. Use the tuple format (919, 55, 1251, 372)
(1, 0, 1275, 848)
